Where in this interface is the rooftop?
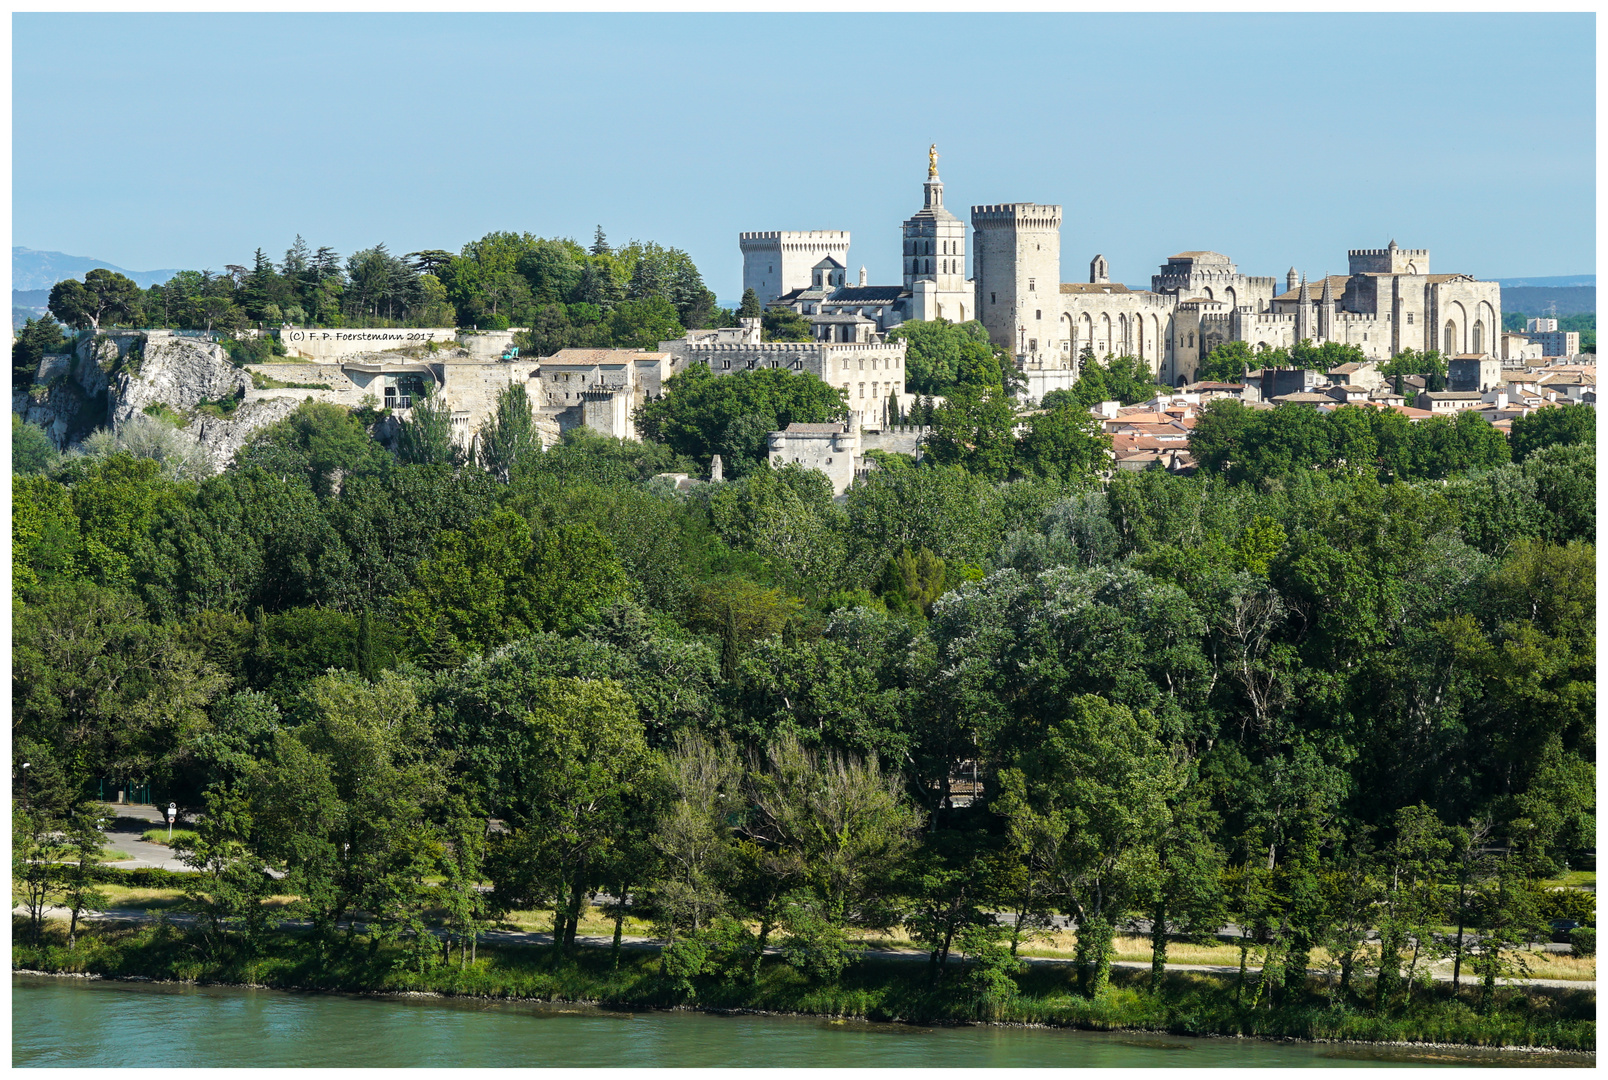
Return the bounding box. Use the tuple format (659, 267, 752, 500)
(544, 348, 668, 366)
(827, 285, 906, 303)
(1060, 282, 1134, 295)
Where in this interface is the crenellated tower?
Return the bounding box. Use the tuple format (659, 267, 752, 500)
(971, 202, 1061, 363)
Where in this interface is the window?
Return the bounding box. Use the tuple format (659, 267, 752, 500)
(1407, 312, 1414, 324)
(991, 293, 996, 304)
(1035, 310, 1042, 321)
(1029, 278, 1036, 292)
(1363, 333, 1368, 341)
(826, 457, 833, 464)
(1029, 338, 1038, 352)
(858, 383, 865, 398)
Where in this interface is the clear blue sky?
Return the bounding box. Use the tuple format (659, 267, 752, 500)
(13, 13, 1595, 299)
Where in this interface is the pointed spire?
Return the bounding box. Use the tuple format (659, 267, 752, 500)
(1320, 275, 1333, 304)
(1297, 274, 1310, 302)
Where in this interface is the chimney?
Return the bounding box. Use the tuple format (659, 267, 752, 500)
(859, 266, 867, 286)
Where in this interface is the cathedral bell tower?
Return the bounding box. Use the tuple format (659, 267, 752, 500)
(903, 145, 967, 295)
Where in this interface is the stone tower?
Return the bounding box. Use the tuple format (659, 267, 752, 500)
(1090, 254, 1109, 284)
(739, 230, 851, 308)
(1287, 267, 1299, 294)
(1295, 275, 1313, 343)
(971, 203, 1062, 362)
(1318, 274, 1336, 341)
(902, 153, 967, 294)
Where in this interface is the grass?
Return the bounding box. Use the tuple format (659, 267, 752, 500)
(493, 903, 658, 940)
(139, 828, 199, 847)
(12, 918, 1596, 1052)
(1540, 871, 1598, 890)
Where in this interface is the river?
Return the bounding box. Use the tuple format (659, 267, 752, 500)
(11, 975, 1590, 1068)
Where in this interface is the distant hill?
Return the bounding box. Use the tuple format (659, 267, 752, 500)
(1496, 275, 1594, 288)
(12, 246, 184, 291)
(1501, 285, 1596, 317)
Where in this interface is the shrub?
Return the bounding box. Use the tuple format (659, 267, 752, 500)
(1569, 927, 1594, 958)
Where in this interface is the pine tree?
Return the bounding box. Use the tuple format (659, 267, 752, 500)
(737, 288, 762, 319)
(590, 226, 612, 257)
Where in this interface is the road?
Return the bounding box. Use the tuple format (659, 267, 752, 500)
(13, 904, 1593, 992)
(93, 804, 189, 871)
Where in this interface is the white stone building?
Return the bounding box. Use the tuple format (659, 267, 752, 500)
(766, 418, 861, 496)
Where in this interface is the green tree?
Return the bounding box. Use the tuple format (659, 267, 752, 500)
(1019, 398, 1109, 482)
(13, 415, 60, 476)
(1509, 403, 1594, 463)
(886, 319, 994, 395)
(477, 382, 540, 483)
(924, 383, 1018, 480)
(607, 296, 683, 350)
(397, 509, 629, 661)
(487, 677, 651, 951)
(741, 733, 920, 974)
(737, 288, 762, 319)
(761, 306, 814, 343)
(250, 671, 445, 954)
(395, 385, 458, 467)
(237, 401, 384, 497)
(12, 313, 69, 388)
(994, 695, 1184, 997)
(635, 364, 847, 470)
(48, 269, 142, 331)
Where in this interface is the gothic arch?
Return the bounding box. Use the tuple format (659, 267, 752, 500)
(1472, 319, 1484, 354)
(1150, 315, 1161, 364)
(1117, 313, 1128, 354)
(1100, 312, 1113, 355)
(1225, 286, 1237, 310)
(1202, 286, 1214, 301)
(1443, 320, 1458, 355)
(1135, 314, 1145, 361)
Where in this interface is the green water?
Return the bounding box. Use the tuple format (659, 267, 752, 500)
(10, 975, 1588, 1068)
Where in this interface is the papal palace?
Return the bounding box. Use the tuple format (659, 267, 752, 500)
(747, 146, 1504, 404)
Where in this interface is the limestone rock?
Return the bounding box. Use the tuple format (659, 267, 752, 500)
(186, 396, 302, 472)
(110, 336, 251, 428)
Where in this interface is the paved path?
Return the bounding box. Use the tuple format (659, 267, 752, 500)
(14, 905, 1592, 992)
(93, 804, 190, 871)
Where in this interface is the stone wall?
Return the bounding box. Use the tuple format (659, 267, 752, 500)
(276, 328, 460, 361)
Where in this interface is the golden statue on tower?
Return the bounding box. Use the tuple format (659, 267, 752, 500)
(928, 143, 939, 179)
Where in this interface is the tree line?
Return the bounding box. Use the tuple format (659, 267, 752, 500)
(26, 227, 726, 354)
(12, 347, 1594, 1005)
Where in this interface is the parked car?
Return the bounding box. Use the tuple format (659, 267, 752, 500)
(1549, 919, 1581, 943)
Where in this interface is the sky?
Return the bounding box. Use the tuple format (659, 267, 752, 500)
(12, 13, 1596, 300)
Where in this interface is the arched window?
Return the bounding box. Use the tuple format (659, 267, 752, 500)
(1444, 320, 1457, 354)
(1472, 320, 1484, 353)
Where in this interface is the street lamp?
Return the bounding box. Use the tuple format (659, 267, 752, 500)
(167, 802, 178, 841)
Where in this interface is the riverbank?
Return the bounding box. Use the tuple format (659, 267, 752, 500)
(12, 921, 1595, 1052)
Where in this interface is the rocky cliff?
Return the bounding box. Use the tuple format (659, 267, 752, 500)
(12, 331, 309, 472)
(109, 336, 251, 427)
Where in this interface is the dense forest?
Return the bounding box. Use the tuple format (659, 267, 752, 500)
(11, 327, 1597, 1020)
(29, 228, 729, 353)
